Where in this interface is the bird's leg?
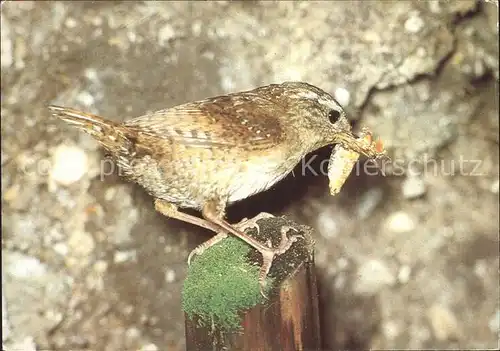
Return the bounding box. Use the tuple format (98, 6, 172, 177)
(154, 199, 228, 264)
(154, 199, 221, 232)
(156, 198, 302, 297)
(202, 201, 303, 297)
(186, 213, 275, 266)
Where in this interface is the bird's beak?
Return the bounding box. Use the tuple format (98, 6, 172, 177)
(334, 130, 386, 159)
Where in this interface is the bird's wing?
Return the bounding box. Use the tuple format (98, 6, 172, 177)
(123, 93, 285, 150)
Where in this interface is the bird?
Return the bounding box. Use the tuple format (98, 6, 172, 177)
(48, 81, 386, 297)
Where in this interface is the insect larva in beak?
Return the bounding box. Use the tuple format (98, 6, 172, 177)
(327, 144, 361, 195)
(328, 132, 380, 195)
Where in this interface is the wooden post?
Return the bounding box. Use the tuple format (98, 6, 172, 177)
(183, 215, 321, 351)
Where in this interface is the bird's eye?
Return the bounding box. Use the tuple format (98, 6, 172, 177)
(328, 109, 341, 124)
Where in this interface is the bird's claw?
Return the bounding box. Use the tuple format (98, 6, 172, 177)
(258, 225, 304, 299)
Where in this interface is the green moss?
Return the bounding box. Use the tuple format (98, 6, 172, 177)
(182, 236, 270, 331)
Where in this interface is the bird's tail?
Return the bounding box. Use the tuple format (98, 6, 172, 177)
(48, 105, 135, 156)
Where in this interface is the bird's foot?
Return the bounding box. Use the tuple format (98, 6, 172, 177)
(235, 212, 275, 234)
(187, 211, 303, 300)
(187, 232, 228, 265)
(257, 225, 303, 298)
(187, 213, 274, 265)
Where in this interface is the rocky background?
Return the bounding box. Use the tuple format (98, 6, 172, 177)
(1, 1, 498, 350)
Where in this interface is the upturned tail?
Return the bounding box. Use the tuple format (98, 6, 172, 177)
(48, 105, 137, 159)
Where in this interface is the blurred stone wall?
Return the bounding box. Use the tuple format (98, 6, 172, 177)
(2, 1, 498, 350)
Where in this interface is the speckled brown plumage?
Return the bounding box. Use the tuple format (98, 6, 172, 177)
(49, 81, 386, 297)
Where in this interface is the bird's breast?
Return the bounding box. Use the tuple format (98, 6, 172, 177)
(226, 151, 300, 203)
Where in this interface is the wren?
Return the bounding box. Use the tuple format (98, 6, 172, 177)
(49, 81, 386, 297)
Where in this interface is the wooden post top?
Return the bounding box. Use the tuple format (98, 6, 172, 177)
(183, 214, 321, 351)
